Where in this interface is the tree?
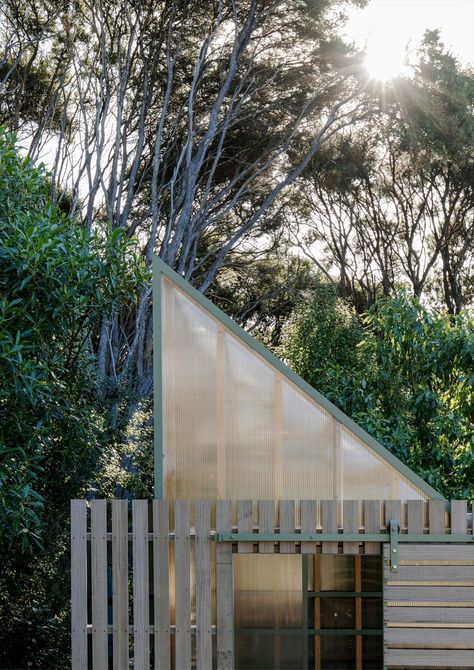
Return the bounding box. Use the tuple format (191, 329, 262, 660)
(290, 32, 474, 312)
(1, 0, 367, 404)
(0, 128, 143, 667)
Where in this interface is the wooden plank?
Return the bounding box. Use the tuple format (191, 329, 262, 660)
(384, 500, 402, 531)
(385, 606, 474, 624)
(385, 585, 474, 601)
(91, 499, 108, 670)
(216, 500, 233, 670)
(133, 501, 150, 670)
(321, 500, 338, 554)
(384, 565, 474, 581)
(385, 648, 474, 666)
(174, 500, 191, 669)
(314, 555, 321, 670)
(195, 501, 212, 670)
(355, 555, 362, 670)
(279, 500, 295, 554)
(390, 545, 474, 562)
(71, 500, 88, 670)
(258, 500, 274, 554)
(343, 500, 359, 555)
(300, 500, 317, 554)
(237, 500, 253, 553)
(407, 500, 425, 534)
(429, 499, 446, 534)
(363, 500, 380, 554)
(112, 500, 129, 670)
(451, 500, 468, 534)
(386, 626, 474, 646)
(153, 500, 170, 670)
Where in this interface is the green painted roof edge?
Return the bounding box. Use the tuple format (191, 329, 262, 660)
(153, 255, 444, 501)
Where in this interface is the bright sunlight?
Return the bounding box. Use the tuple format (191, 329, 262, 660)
(364, 34, 410, 81)
(345, 0, 474, 82)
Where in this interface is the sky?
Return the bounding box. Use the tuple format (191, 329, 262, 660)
(344, 0, 474, 67)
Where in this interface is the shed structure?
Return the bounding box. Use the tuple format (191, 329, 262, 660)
(69, 259, 474, 670)
(153, 256, 440, 505)
(148, 257, 457, 670)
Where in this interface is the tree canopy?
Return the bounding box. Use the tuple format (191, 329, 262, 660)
(0, 2, 473, 666)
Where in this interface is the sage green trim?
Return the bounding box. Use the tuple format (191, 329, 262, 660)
(308, 592, 382, 598)
(153, 256, 164, 499)
(215, 532, 474, 543)
(215, 532, 388, 542)
(389, 519, 399, 571)
(153, 255, 444, 501)
(307, 629, 383, 636)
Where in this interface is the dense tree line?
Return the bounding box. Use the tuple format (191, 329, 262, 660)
(0, 0, 473, 666)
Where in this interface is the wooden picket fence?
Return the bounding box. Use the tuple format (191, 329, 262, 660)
(71, 499, 474, 670)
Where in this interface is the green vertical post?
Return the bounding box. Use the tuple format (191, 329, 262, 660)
(153, 256, 164, 499)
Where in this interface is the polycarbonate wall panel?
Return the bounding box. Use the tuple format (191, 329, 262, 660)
(224, 335, 275, 500)
(162, 278, 220, 499)
(161, 276, 427, 501)
(340, 427, 424, 500)
(281, 383, 335, 499)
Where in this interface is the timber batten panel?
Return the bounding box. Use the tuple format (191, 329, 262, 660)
(384, 543, 474, 669)
(71, 499, 473, 669)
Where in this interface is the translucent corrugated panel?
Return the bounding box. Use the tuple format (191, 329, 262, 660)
(233, 555, 302, 670)
(161, 275, 427, 501)
(340, 427, 424, 500)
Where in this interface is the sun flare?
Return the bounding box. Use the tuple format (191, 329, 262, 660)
(364, 35, 410, 82)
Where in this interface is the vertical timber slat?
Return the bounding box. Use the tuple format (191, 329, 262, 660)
(343, 500, 359, 555)
(429, 499, 446, 535)
(301, 500, 317, 554)
(133, 500, 150, 670)
(195, 501, 212, 670)
(384, 500, 402, 532)
(174, 500, 191, 669)
(363, 500, 380, 555)
(279, 500, 295, 553)
(153, 500, 170, 670)
(71, 500, 88, 670)
(112, 500, 129, 669)
(407, 500, 424, 534)
(216, 500, 234, 670)
(237, 500, 253, 553)
(451, 500, 468, 534)
(322, 500, 338, 554)
(258, 500, 274, 554)
(91, 499, 108, 670)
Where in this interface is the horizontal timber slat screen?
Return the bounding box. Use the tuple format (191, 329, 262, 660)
(70, 499, 474, 670)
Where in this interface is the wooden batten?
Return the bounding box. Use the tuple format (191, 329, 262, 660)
(71, 499, 474, 669)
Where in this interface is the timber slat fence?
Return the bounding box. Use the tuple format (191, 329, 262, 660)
(71, 499, 474, 669)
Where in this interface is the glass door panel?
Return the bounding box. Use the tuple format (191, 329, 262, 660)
(234, 554, 303, 670)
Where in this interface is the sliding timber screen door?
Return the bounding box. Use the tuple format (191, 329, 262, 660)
(156, 260, 435, 503)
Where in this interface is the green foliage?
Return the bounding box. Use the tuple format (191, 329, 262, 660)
(0, 128, 145, 667)
(280, 289, 474, 499)
(94, 399, 154, 500)
(279, 281, 364, 390)
(0, 128, 144, 549)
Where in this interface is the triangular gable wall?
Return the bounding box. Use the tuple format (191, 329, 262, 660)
(153, 257, 442, 501)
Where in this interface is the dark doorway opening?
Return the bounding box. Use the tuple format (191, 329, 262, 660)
(234, 553, 383, 670)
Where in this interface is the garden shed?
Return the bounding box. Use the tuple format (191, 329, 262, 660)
(71, 257, 474, 670)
